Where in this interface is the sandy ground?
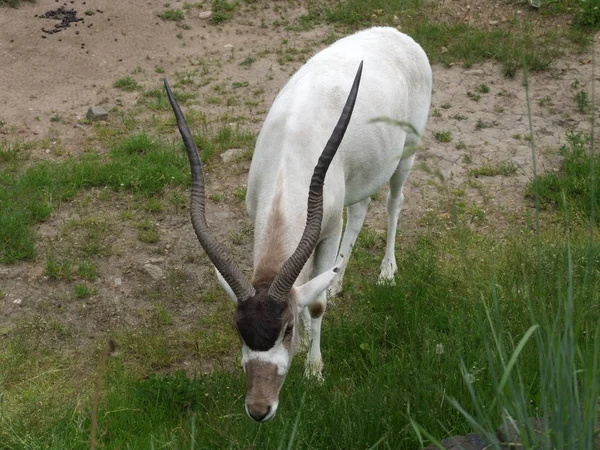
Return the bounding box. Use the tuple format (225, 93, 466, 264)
(0, 0, 599, 372)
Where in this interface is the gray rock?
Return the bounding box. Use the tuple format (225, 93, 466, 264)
(220, 148, 245, 163)
(143, 264, 164, 281)
(86, 105, 109, 121)
(114, 277, 122, 287)
(13, 298, 23, 306)
(198, 10, 212, 19)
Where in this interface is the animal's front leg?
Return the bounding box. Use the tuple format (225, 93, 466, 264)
(304, 310, 324, 382)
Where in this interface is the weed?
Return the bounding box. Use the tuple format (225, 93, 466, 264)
(50, 115, 62, 123)
(158, 9, 185, 21)
(468, 162, 519, 177)
(239, 56, 256, 67)
(538, 95, 552, 107)
(77, 261, 97, 280)
(575, 90, 590, 113)
(46, 257, 75, 280)
(432, 109, 442, 118)
(467, 91, 481, 102)
(113, 76, 141, 92)
(209, 192, 223, 202)
(74, 284, 94, 298)
(475, 118, 492, 130)
(456, 141, 467, 150)
(233, 186, 247, 202)
(136, 219, 160, 243)
(477, 84, 490, 94)
(433, 131, 452, 143)
(451, 113, 468, 121)
(210, 0, 237, 24)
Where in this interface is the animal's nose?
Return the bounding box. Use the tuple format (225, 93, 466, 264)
(246, 402, 276, 422)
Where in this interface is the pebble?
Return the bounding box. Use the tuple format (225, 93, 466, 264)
(86, 105, 109, 121)
(13, 299, 22, 306)
(199, 11, 212, 20)
(143, 264, 164, 281)
(221, 148, 245, 163)
(224, 43, 233, 49)
(463, 69, 485, 76)
(114, 277, 122, 287)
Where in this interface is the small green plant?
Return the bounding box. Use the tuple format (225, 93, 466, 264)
(210, 0, 238, 24)
(538, 96, 552, 107)
(233, 186, 247, 202)
(209, 192, 223, 202)
(468, 162, 518, 177)
(137, 219, 160, 243)
(84, 9, 95, 16)
(575, 90, 590, 113)
(440, 102, 451, 109)
(77, 261, 97, 280)
(158, 9, 185, 21)
(451, 113, 468, 121)
(50, 115, 62, 123)
(74, 284, 94, 298)
(456, 141, 467, 150)
(155, 66, 166, 74)
(113, 76, 141, 92)
(467, 91, 481, 102)
(477, 84, 490, 94)
(573, 0, 600, 30)
(239, 56, 256, 67)
(475, 118, 492, 130)
(433, 131, 452, 143)
(46, 257, 75, 280)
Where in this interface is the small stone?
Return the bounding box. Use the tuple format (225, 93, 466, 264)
(441, 46, 448, 54)
(489, 20, 499, 26)
(114, 277, 122, 287)
(86, 105, 108, 121)
(221, 148, 245, 163)
(224, 43, 233, 49)
(199, 10, 212, 19)
(13, 299, 22, 305)
(464, 69, 485, 76)
(143, 264, 164, 281)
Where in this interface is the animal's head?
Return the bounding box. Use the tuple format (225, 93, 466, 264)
(164, 61, 362, 422)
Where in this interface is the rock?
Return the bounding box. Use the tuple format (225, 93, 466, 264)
(224, 43, 233, 49)
(463, 69, 485, 76)
(423, 433, 487, 450)
(489, 20, 499, 26)
(13, 299, 23, 306)
(198, 10, 212, 19)
(114, 277, 122, 287)
(86, 105, 109, 121)
(143, 264, 164, 281)
(220, 148, 245, 163)
(146, 257, 165, 264)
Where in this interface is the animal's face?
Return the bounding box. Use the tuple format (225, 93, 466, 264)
(234, 285, 299, 422)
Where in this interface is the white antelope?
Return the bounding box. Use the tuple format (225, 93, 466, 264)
(165, 27, 432, 422)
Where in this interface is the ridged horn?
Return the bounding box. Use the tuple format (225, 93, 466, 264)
(268, 61, 364, 301)
(164, 79, 255, 302)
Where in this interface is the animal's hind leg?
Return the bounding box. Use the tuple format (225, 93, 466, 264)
(379, 153, 416, 284)
(328, 198, 371, 297)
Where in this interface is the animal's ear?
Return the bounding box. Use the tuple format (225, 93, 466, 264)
(292, 263, 340, 309)
(214, 266, 238, 304)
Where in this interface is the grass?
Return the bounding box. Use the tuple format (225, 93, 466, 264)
(158, 9, 185, 21)
(113, 76, 141, 92)
(433, 131, 452, 143)
(468, 162, 519, 177)
(534, 132, 599, 224)
(298, 0, 582, 77)
(210, 0, 238, 24)
(0, 0, 34, 6)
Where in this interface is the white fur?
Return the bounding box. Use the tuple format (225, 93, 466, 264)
(241, 340, 290, 376)
(243, 27, 432, 382)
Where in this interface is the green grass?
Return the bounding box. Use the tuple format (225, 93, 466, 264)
(468, 162, 519, 177)
(0, 133, 187, 263)
(210, 0, 238, 24)
(534, 132, 599, 224)
(113, 76, 142, 92)
(298, 1, 582, 77)
(158, 9, 185, 21)
(0, 0, 34, 7)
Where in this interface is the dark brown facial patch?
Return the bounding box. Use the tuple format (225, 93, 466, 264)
(235, 284, 289, 351)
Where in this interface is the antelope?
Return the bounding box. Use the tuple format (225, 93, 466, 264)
(165, 27, 432, 422)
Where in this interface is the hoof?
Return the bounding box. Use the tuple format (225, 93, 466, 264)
(304, 359, 324, 383)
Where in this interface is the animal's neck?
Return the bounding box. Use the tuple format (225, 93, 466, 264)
(251, 182, 313, 286)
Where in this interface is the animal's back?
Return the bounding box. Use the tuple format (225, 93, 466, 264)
(248, 27, 432, 214)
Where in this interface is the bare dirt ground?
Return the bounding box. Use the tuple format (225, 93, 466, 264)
(0, 0, 599, 373)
